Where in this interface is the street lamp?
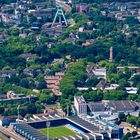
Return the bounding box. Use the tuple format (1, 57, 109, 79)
(29, 94, 31, 103)
(66, 99, 71, 117)
(46, 121, 50, 140)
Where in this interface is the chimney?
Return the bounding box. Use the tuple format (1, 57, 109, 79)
(109, 47, 113, 62)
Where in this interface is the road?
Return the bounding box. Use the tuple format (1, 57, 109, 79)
(120, 122, 140, 135)
(0, 126, 24, 140)
(56, 0, 72, 13)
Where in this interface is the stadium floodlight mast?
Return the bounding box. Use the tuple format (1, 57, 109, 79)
(17, 105, 20, 123)
(46, 121, 51, 140)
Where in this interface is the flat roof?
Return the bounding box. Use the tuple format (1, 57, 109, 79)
(117, 66, 139, 69)
(75, 96, 86, 104)
(13, 123, 49, 140)
(68, 116, 99, 133)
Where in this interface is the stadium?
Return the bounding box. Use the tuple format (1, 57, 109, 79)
(10, 96, 135, 140)
(12, 115, 105, 140)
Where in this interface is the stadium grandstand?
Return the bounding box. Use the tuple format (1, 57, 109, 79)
(10, 97, 140, 140)
(11, 111, 125, 140)
(11, 113, 106, 140)
(13, 123, 48, 140)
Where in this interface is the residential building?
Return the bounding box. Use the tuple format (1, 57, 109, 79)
(96, 80, 106, 90)
(76, 5, 90, 13)
(125, 87, 138, 94)
(30, 8, 55, 19)
(0, 116, 23, 126)
(6, 91, 17, 99)
(34, 0, 56, 9)
(74, 96, 87, 115)
(45, 72, 64, 95)
(86, 65, 106, 80)
(117, 66, 140, 74)
(19, 53, 37, 62)
(0, 70, 19, 78)
(0, 95, 38, 104)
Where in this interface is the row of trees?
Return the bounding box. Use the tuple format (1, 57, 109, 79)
(0, 102, 42, 117)
(5, 73, 46, 90)
(74, 0, 140, 3)
(127, 115, 140, 127)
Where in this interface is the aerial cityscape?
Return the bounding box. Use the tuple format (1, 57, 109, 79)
(0, 0, 140, 140)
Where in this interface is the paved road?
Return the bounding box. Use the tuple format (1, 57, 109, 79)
(0, 132, 10, 140)
(0, 126, 24, 140)
(120, 122, 140, 134)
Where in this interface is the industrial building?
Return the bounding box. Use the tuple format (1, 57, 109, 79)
(74, 96, 140, 139)
(74, 96, 140, 114)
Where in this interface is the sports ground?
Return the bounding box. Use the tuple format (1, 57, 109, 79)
(39, 126, 77, 138)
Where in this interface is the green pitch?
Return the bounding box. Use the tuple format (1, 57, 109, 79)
(39, 126, 77, 138)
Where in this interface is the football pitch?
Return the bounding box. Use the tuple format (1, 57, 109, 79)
(39, 126, 77, 138)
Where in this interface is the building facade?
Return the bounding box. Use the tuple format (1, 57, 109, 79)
(74, 96, 87, 115)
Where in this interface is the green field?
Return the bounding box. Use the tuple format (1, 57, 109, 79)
(39, 126, 77, 138)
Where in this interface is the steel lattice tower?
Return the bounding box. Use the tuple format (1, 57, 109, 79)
(52, 7, 68, 27)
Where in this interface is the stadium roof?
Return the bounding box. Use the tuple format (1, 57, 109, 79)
(68, 116, 99, 133)
(13, 123, 49, 140)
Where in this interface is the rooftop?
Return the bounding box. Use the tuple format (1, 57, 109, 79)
(88, 102, 106, 112)
(68, 116, 99, 133)
(75, 96, 86, 104)
(13, 123, 49, 140)
(103, 100, 140, 112)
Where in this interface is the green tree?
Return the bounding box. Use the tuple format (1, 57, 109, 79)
(104, 90, 128, 100)
(35, 103, 42, 113)
(9, 28, 19, 36)
(127, 116, 137, 126)
(118, 79, 129, 88)
(122, 132, 131, 140)
(131, 131, 137, 137)
(0, 106, 4, 114)
(115, 119, 121, 125)
(85, 76, 99, 87)
(37, 81, 46, 90)
(118, 112, 126, 121)
(19, 79, 29, 88)
(135, 35, 140, 47)
(27, 103, 37, 114)
(137, 118, 140, 127)
(138, 111, 140, 117)
(19, 108, 27, 117)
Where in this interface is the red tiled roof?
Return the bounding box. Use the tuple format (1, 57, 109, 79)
(46, 80, 59, 84)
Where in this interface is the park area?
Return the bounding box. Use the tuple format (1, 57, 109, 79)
(39, 126, 77, 138)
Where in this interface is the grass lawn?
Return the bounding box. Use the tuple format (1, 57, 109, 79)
(39, 126, 77, 138)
